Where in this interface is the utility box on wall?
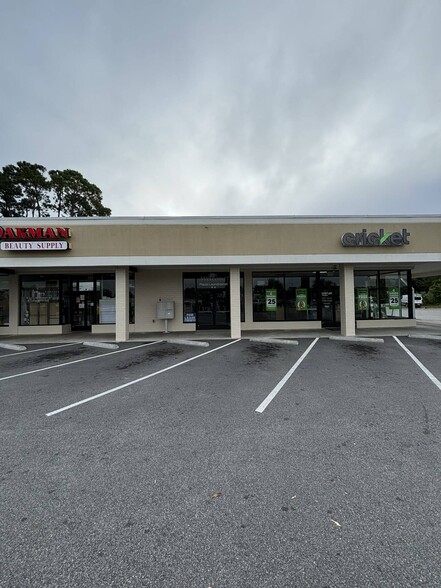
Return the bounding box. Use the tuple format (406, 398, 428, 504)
(157, 301, 175, 320)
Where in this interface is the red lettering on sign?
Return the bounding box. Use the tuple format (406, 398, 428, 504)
(27, 228, 43, 238)
(0, 226, 71, 240)
(15, 228, 28, 238)
(44, 227, 56, 239)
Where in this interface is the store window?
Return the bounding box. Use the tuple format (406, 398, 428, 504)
(96, 274, 115, 325)
(252, 272, 317, 322)
(285, 273, 318, 321)
(61, 279, 70, 324)
(182, 272, 245, 325)
(240, 273, 245, 322)
(355, 270, 411, 320)
(253, 273, 284, 321)
(0, 276, 9, 326)
(183, 276, 197, 323)
(93, 273, 136, 325)
(20, 276, 63, 326)
(129, 273, 135, 324)
(380, 271, 409, 319)
(354, 272, 378, 320)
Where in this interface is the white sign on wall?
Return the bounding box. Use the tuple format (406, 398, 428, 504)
(0, 241, 69, 251)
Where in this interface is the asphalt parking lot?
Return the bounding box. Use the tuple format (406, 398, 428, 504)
(1, 336, 441, 588)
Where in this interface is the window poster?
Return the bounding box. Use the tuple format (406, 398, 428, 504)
(265, 289, 277, 312)
(295, 289, 308, 311)
(388, 288, 400, 309)
(357, 288, 369, 311)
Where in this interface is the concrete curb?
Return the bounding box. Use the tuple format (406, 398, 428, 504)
(0, 343, 27, 351)
(408, 334, 441, 341)
(165, 339, 209, 347)
(329, 336, 384, 344)
(83, 342, 120, 350)
(248, 337, 299, 346)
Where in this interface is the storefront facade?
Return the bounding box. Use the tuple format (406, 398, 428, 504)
(1, 216, 440, 340)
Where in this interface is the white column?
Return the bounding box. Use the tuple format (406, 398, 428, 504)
(115, 267, 129, 342)
(339, 264, 356, 336)
(9, 274, 19, 335)
(230, 267, 241, 339)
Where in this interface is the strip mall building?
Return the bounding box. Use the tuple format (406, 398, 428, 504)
(0, 216, 440, 340)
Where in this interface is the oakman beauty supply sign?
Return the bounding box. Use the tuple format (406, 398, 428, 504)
(0, 226, 71, 251)
(341, 228, 410, 247)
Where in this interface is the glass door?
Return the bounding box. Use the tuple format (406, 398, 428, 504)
(196, 288, 231, 329)
(71, 278, 96, 330)
(195, 272, 231, 329)
(196, 289, 215, 328)
(213, 288, 230, 327)
(320, 273, 340, 328)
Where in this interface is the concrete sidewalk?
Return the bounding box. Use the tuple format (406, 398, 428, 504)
(1, 320, 440, 345)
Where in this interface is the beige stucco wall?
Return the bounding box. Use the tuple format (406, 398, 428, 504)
(1, 219, 440, 261)
(66, 222, 441, 257)
(134, 269, 195, 333)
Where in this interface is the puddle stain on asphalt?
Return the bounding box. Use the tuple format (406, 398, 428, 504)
(116, 345, 184, 370)
(26, 347, 92, 365)
(243, 343, 279, 366)
(342, 343, 380, 358)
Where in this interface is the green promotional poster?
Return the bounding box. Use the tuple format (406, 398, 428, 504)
(388, 287, 400, 309)
(357, 288, 369, 311)
(295, 288, 308, 311)
(265, 289, 277, 311)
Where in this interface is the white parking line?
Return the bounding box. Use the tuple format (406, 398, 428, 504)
(0, 342, 161, 382)
(0, 342, 79, 359)
(255, 338, 319, 413)
(393, 336, 441, 391)
(46, 339, 241, 416)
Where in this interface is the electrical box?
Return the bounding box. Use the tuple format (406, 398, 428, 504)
(157, 301, 175, 320)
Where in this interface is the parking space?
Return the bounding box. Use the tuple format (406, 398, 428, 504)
(397, 336, 441, 383)
(1, 336, 441, 587)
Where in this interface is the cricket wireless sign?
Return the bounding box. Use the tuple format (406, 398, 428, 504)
(0, 226, 71, 251)
(341, 228, 410, 247)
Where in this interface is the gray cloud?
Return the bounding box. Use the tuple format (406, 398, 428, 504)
(1, 0, 440, 216)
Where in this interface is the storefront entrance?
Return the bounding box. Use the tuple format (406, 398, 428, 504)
(196, 287, 230, 329)
(319, 272, 340, 328)
(71, 277, 95, 330)
(196, 274, 230, 329)
(183, 272, 231, 329)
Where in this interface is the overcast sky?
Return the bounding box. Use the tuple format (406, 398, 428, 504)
(0, 0, 440, 217)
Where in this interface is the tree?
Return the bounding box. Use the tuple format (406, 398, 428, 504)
(48, 169, 111, 217)
(14, 161, 51, 217)
(0, 165, 23, 217)
(424, 278, 441, 305)
(413, 277, 435, 294)
(0, 162, 111, 217)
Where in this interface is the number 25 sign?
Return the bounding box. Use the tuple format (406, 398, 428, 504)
(266, 289, 277, 311)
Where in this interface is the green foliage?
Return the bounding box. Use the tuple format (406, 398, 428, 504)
(0, 161, 111, 217)
(424, 278, 441, 305)
(413, 275, 441, 306)
(413, 276, 436, 294)
(14, 161, 51, 217)
(48, 169, 111, 217)
(0, 165, 23, 216)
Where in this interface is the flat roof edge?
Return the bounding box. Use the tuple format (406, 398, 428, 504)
(1, 214, 441, 225)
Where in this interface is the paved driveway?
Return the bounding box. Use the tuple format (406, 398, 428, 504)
(416, 306, 441, 323)
(1, 336, 441, 587)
